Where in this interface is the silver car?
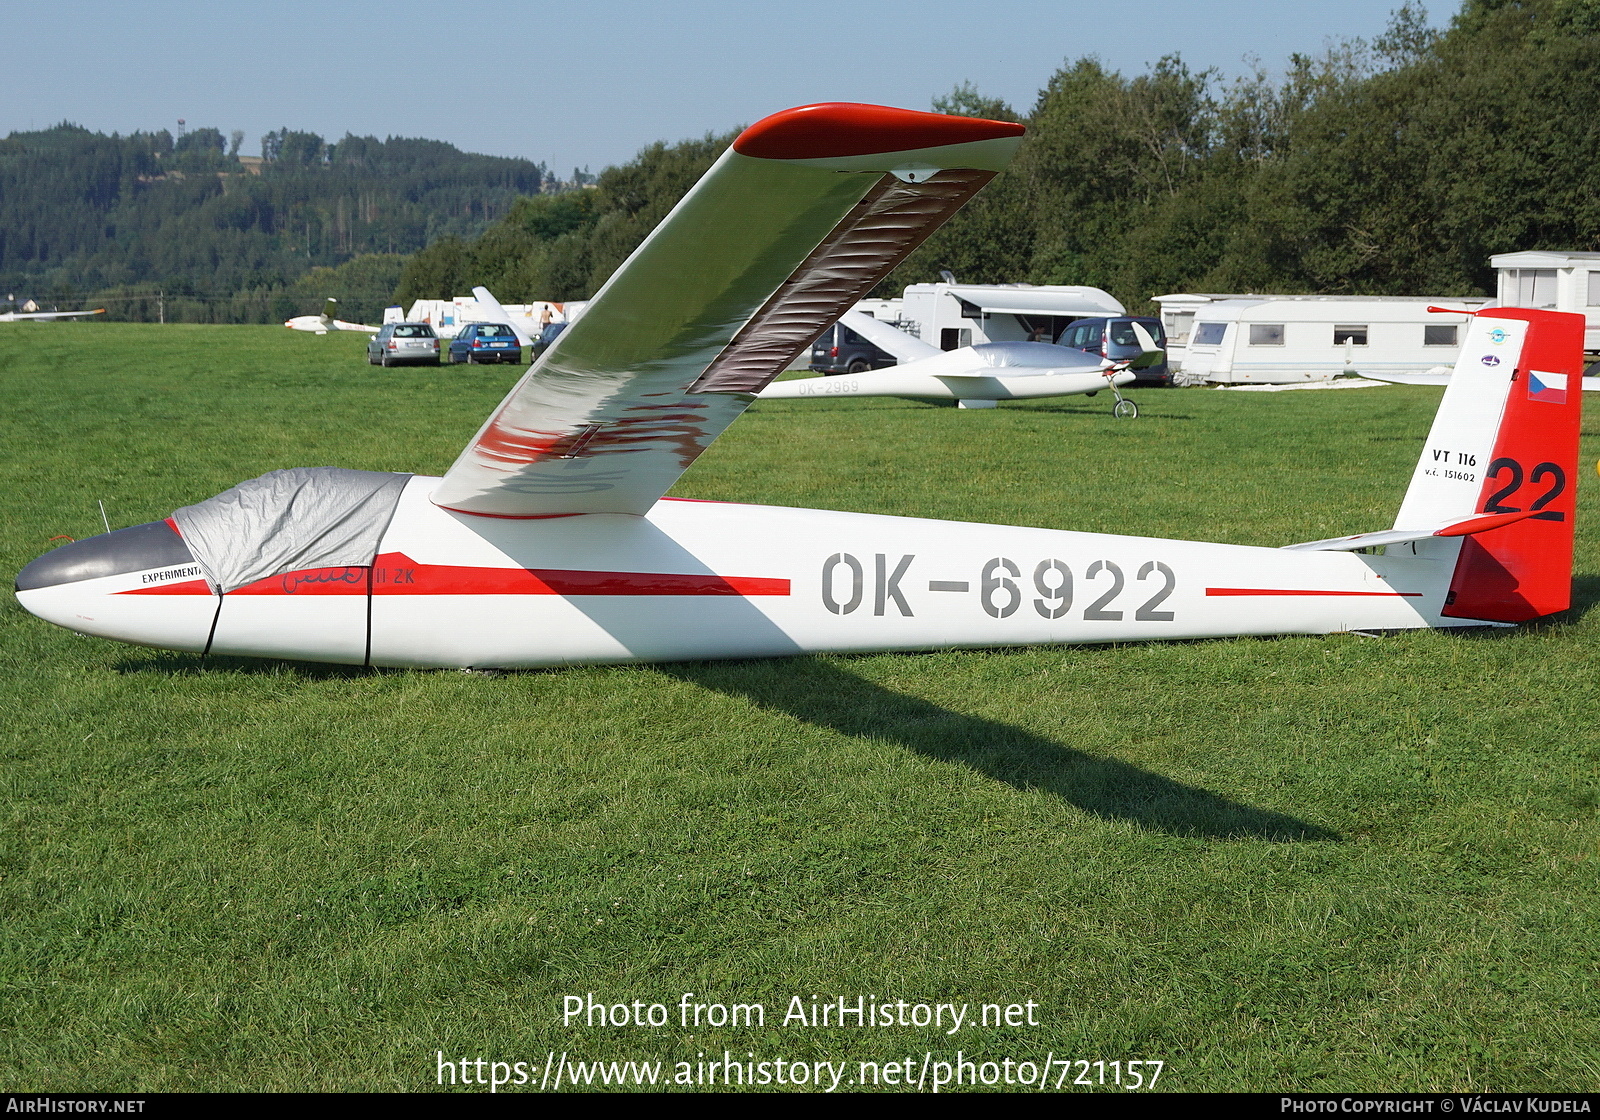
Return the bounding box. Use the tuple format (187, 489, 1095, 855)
(367, 323, 441, 367)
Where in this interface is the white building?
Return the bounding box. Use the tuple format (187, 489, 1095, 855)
(1154, 293, 1492, 384)
(1490, 251, 1600, 349)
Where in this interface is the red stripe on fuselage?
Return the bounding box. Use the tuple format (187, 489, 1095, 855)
(369, 553, 787, 596)
(118, 556, 789, 597)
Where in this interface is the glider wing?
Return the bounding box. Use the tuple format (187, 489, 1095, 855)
(0, 308, 105, 322)
(430, 103, 1024, 518)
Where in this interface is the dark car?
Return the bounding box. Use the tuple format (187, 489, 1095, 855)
(1060, 316, 1171, 386)
(809, 321, 898, 375)
(448, 322, 524, 365)
(367, 323, 440, 367)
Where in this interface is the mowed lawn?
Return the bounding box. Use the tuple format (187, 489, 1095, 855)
(1, 323, 1595, 1092)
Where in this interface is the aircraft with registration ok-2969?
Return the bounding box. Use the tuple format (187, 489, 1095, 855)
(13, 103, 1588, 670)
(758, 307, 1158, 415)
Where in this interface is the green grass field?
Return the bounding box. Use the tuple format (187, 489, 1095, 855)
(2, 323, 1596, 1092)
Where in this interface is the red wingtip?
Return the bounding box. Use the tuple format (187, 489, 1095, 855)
(732, 103, 1024, 160)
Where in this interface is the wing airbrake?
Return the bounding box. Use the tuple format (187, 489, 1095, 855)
(430, 103, 1025, 518)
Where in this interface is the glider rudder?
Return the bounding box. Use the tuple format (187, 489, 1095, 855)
(1394, 308, 1585, 622)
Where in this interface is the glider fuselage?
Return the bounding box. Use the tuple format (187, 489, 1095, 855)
(17, 477, 1470, 670)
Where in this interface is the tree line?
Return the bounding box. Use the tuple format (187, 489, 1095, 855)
(9, 0, 1596, 322)
(0, 123, 556, 323)
(400, 0, 1600, 315)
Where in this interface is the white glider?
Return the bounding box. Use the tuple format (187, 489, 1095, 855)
(468, 286, 539, 348)
(0, 307, 105, 322)
(761, 308, 1157, 413)
(284, 297, 380, 335)
(14, 104, 1587, 670)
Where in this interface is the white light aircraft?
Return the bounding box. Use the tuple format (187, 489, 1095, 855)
(284, 297, 380, 335)
(14, 104, 1586, 670)
(759, 308, 1157, 414)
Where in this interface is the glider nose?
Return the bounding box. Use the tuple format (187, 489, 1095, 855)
(15, 521, 217, 652)
(15, 521, 196, 593)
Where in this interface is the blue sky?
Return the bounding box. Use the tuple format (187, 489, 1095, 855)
(5, 0, 1442, 173)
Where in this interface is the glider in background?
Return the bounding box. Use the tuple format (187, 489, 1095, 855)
(468, 286, 581, 351)
(283, 297, 380, 335)
(14, 104, 1587, 669)
(0, 306, 104, 322)
(759, 308, 1158, 414)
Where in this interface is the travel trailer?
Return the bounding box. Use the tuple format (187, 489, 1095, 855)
(1491, 251, 1600, 350)
(870, 283, 1124, 351)
(1154, 294, 1493, 384)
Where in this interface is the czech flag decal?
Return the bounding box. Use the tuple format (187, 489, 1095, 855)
(1527, 369, 1568, 404)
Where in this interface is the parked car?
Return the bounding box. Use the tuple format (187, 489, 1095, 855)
(367, 323, 440, 367)
(1059, 316, 1171, 386)
(448, 322, 523, 365)
(809, 321, 899, 375)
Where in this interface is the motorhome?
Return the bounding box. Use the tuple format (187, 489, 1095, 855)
(883, 283, 1124, 350)
(1154, 294, 1493, 384)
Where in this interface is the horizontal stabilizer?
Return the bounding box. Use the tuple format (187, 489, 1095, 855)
(1283, 509, 1539, 552)
(1362, 371, 1600, 391)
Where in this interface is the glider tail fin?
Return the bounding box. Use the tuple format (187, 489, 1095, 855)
(1394, 308, 1585, 622)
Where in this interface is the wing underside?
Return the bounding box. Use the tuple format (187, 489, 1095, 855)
(429, 104, 1024, 518)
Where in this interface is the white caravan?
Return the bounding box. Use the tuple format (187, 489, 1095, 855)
(1159, 294, 1493, 384)
(1491, 251, 1600, 350)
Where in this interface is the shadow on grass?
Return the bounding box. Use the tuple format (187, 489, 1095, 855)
(661, 657, 1337, 842)
(1423, 574, 1600, 633)
(1520, 573, 1600, 629)
(115, 646, 1335, 840)
(111, 650, 376, 680)
(1011, 401, 1195, 420)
